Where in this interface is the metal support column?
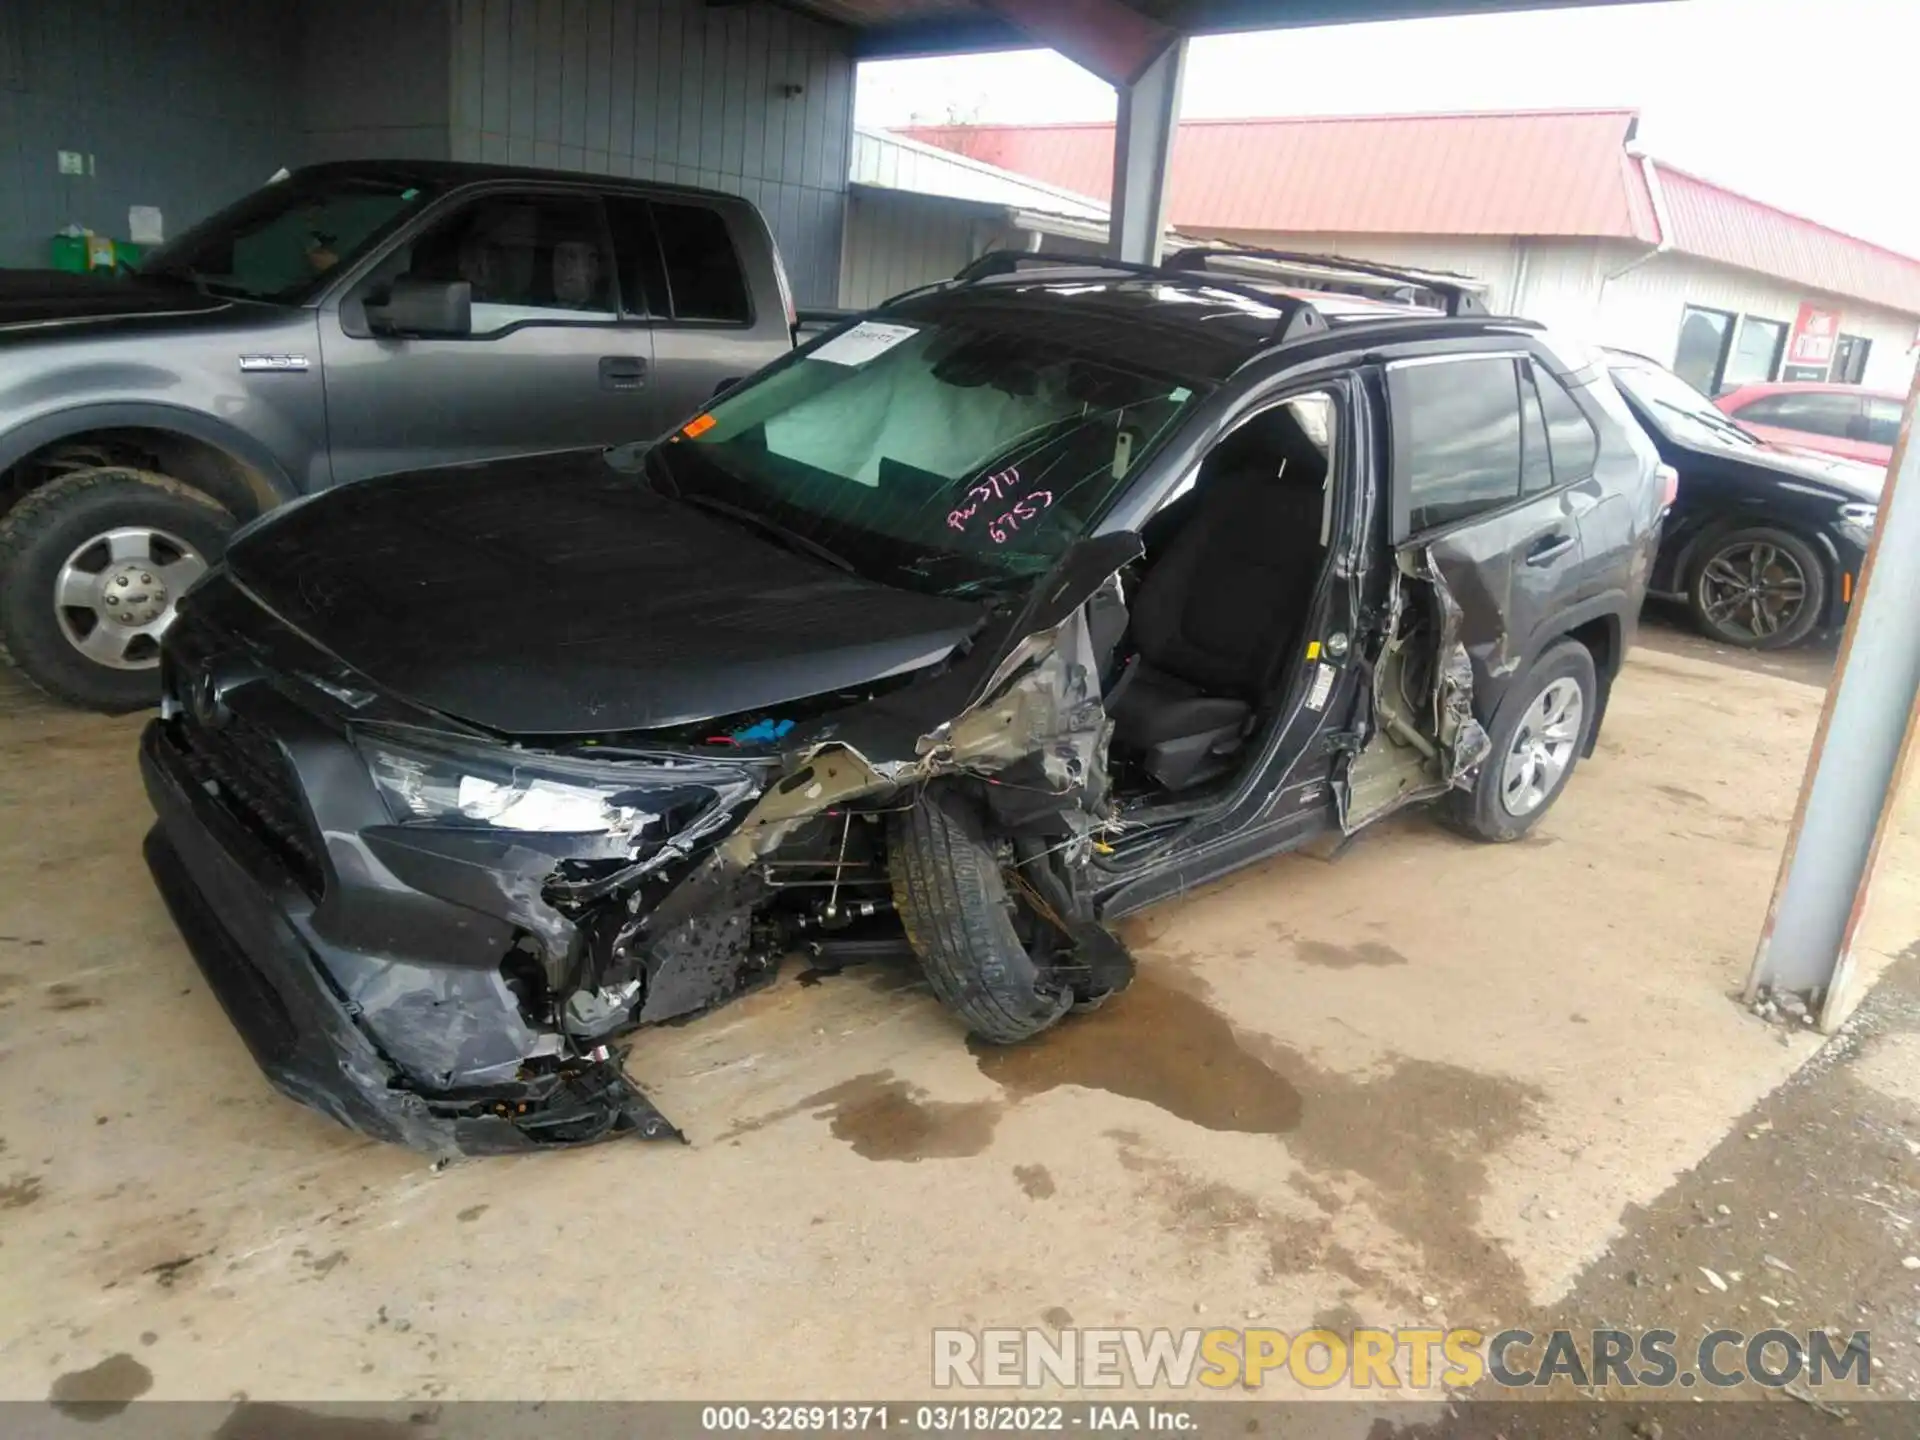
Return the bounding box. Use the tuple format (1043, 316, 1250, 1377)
(1107, 37, 1186, 266)
(1748, 366, 1920, 1020)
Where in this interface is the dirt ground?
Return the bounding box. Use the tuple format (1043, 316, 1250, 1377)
(2, 622, 1917, 1419)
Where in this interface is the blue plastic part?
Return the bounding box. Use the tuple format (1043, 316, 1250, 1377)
(728, 717, 795, 744)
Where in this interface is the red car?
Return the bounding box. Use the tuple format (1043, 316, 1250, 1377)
(1715, 381, 1903, 468)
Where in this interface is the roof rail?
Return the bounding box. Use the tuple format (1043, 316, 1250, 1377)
(1163, 246, 1489, 317)
(946, 248, 1331, 344)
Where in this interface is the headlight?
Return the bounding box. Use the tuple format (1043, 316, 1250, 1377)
(354, 728, 738, 853)
(1837, 501, 1879, 549)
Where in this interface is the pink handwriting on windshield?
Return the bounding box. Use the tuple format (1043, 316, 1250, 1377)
(946, 467, 1055, 545)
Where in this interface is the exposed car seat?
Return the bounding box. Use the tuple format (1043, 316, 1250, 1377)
(1109, 409, 1328, 792)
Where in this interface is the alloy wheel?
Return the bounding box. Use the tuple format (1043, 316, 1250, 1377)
(1500, 676, 1584, 818)
(53, 526, 208, 670)
(1697, 540, 1809, 643)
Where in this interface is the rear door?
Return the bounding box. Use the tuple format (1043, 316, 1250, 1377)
(1340, 352, 1586, 830)
(319, 188, 655, 483)
(605, 196, 788, 433)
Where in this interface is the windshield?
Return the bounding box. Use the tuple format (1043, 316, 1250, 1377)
(1608, 357, 1759, 450)
(655, 311, 1204, 598)
(141, 171, 436, 303)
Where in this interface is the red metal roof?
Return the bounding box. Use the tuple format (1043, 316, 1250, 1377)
(901, 110, 1657, 239)
(1645, 162, 1920, 317)
(900, 111, 1920, 315)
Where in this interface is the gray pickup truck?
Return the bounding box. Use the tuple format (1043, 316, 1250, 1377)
(0, 160, 800, 710)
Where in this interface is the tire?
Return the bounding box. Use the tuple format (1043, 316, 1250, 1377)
(888, 786, 1074, 1045)
(1444, 639, 1597, 843)
(1686, 525, 1826, 650)
(0, 467, 234, 712)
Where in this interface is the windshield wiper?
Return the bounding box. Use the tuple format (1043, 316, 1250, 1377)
(672, 492, 857, 575)
(1654, 398, 1755, 445)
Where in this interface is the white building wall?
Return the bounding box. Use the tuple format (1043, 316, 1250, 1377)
(1525, 241, 1919, 391)
(838, 204, 1920, 387)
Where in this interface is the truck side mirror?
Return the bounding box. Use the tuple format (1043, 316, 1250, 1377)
(366, 278, 472, 339)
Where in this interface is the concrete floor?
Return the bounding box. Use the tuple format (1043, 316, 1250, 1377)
(3, 625, 1918, 1408)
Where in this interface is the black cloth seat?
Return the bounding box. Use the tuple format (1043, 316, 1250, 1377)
(1110, 416, 1328, 791)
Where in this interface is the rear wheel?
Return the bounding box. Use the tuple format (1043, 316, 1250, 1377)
(1687, 526, 1825, 650)
(1444, 639, 1597, 843)
(0, 468, 233, 711)
(888, 786, 1074, 1044)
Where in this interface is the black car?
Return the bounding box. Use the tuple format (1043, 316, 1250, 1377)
(1604, 350, 1881, 650)
(139, 248, 1667, 1156)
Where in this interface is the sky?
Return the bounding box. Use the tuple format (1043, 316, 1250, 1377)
(854, 0, 1920, 255)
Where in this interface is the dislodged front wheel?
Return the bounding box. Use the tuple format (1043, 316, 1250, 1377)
(1688, 527, 1824, 650)
(888, 786, 1075, 1045)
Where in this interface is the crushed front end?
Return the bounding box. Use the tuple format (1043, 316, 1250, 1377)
(140, 557, 1125, 1158)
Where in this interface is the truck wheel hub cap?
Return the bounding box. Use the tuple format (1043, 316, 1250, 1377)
(53, 526, 209, 671)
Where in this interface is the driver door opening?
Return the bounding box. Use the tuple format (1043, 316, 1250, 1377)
(1102, 391, 1340, 806)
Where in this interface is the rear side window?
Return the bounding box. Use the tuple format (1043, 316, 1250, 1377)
(651, 202, 752, 324)
(1732, 391, 1860, 438)
(1390, 356, 1523, 534)
(1519, 365, 1553, 495)
(1534, 364, 1600, 482)
(1865, 398, 1903, 447)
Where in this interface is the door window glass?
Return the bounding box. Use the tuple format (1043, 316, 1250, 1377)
(1389, 357, 1523, 533)
(1865, 398, 1904, 447)
(1722, 316, 1787, 391)
(1519, 365, 1553, 495)
(1674, 306, 1735, 395)
(650, 202, 752, 324)
(402, 194, 616, 336)
(1730, 392, 1860, 439)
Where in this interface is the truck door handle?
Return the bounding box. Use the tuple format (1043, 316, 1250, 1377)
(1524, 532, 1577, 567)
(599, 355, 647, 391)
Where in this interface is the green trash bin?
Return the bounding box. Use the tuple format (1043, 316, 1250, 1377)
(48, 234, 89, 273)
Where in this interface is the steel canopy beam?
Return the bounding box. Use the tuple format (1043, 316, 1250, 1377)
(1107, 36, 1187, 265)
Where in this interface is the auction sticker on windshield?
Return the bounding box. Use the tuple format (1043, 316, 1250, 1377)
(812, 321, 919, 367)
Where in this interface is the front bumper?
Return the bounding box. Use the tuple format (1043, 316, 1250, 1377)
(140, 717, 682, 1156)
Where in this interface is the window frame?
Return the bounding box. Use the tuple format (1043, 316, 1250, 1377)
(1723, 313, 1790, 392)
(641, 198, 757, 330)
(1385, 349, 1537, 543)
(1673, 304, 1738, 396)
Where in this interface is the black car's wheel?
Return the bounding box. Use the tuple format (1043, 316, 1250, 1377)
(0, 468, 233, 712)
(888, 786, 1074, 1045)
(1686, 526, 1825, 650)
(1444, 639, 1597, 843)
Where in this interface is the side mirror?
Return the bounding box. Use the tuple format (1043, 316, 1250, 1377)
(367, 278, 471, 339)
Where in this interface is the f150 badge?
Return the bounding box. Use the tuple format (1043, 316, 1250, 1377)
(238, 354, 310, 372)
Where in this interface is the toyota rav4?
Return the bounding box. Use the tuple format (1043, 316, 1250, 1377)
(140, 249, 1667, 1156)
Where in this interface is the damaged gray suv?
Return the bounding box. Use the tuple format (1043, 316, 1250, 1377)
(140, 249, 1666, 1156)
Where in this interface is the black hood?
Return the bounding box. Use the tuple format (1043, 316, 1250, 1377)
(221, 452, 986, 735)
(0, 268, 230, 331)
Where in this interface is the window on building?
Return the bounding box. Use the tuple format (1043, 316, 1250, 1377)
(1865, 398, 1904, 448)
(1727, 391, 1861, 439)
(1390, 356, 1524, 534)
(1832, 334, 1873, 384)
(1674, 306, 1736, 396)
(1722, 315, 1788, 391)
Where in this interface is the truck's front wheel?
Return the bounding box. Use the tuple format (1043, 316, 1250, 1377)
(0, 468, 233, 712)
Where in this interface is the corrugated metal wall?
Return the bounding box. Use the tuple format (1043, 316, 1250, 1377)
(447, 0, 855, 305)
(840, 190, 985, 310)
(0, 0, 302, 267)
(304, 0, 454, 163)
